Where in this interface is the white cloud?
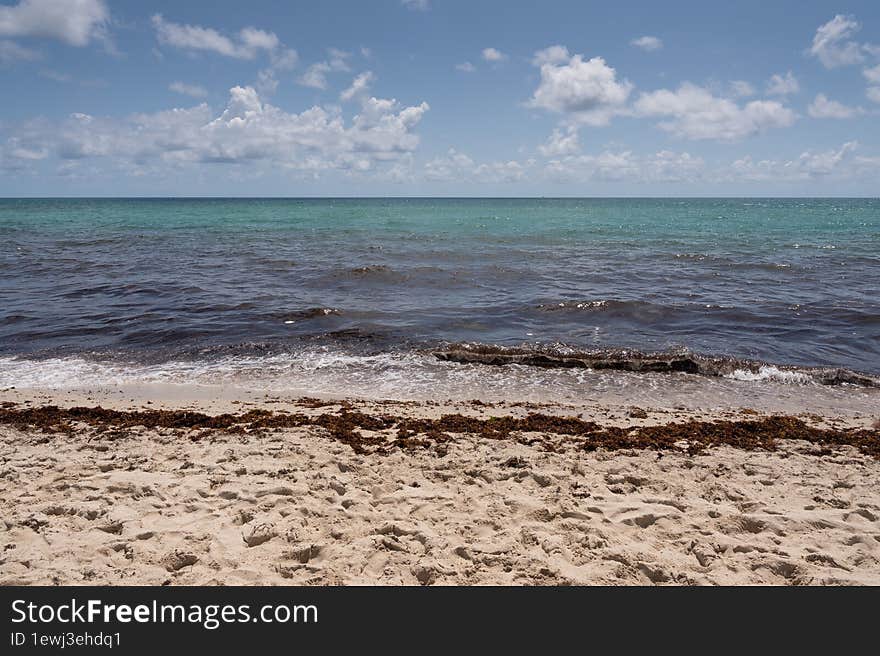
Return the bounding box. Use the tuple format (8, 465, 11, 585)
(424, 148, 530, 183)
(424, 149, 473, 180)
(545, 149, 704, 184)
(729, 80, 755, 98)
(808, 15, 871, 68)
(455, 61, 475, 73)
(538, 127, 580, 157)
(0, 38, 40, 63)
(298, 49, 350, 89)
(169, 81, 208, 98)
(152, 14, 279, 60)
(634, 83, 796, 141)
(730, 141, 858, 180)
(2, 135, 47, 162)
(269, 48, 299, 71)
(766, 71, 799, 96)
(7, 86, 429, 176)
(340, 71, 375, 102)
(528, 50, 633, 126)
(239, 27, 279, 53)
(851, 156, 880, 179)
(298, 63, 336, 89)
(0, 0, 108, 47)
(481, 47, 506, 62)
(798, 141, 859, 175)
(531, 45, 569, 66)
(807, 93, 862, 119)
(630, 36, 663, 52)
(474, 160, 529, 183)
(0, 132, 49, 172)
(863, 64, 880, 84)
(255, 47, 298, 96)
(401, 0, 429, 10)
(255, 70, 278, 97)
(867, 87, 880, 104)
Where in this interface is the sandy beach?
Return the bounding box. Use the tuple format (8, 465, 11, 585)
(1, 385, 878, 586)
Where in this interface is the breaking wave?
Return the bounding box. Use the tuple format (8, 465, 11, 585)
(433, 343, 880, 387)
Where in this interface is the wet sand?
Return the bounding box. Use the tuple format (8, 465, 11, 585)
(1, 385, 878, 585)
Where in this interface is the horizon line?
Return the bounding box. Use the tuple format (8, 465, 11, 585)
(1, 195, 879, 201)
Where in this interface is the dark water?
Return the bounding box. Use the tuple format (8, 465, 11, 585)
(1, 198, 879, 402)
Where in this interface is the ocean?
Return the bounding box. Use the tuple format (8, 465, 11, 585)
(1, 197, 878, 411)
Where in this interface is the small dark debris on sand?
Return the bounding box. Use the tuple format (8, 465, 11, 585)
(0, 405, 877, 458)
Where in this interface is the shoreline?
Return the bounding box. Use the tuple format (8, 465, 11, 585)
(1, 387, 878, 585)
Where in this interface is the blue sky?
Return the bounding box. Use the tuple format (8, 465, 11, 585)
(0, 0, 878, 196)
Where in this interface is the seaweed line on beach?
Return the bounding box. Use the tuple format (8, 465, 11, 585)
(0, 404, 878, 458)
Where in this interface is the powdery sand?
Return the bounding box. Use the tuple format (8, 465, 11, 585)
(1, 386, 879, 586)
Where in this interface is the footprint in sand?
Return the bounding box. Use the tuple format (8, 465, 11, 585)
(411, 564, 438, 586)
(161, 550, 198, 572)
(232, 509, 254, 526)
(243, 523, 277, 547)
(287, 545, 322, 564)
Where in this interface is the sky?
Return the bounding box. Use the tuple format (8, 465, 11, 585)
(0, 0, 879, 196)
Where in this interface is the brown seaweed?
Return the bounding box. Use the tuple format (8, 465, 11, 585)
(0, 403, 877, 458)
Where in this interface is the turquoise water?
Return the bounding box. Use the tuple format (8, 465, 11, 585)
(1, 198, 879, 398)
